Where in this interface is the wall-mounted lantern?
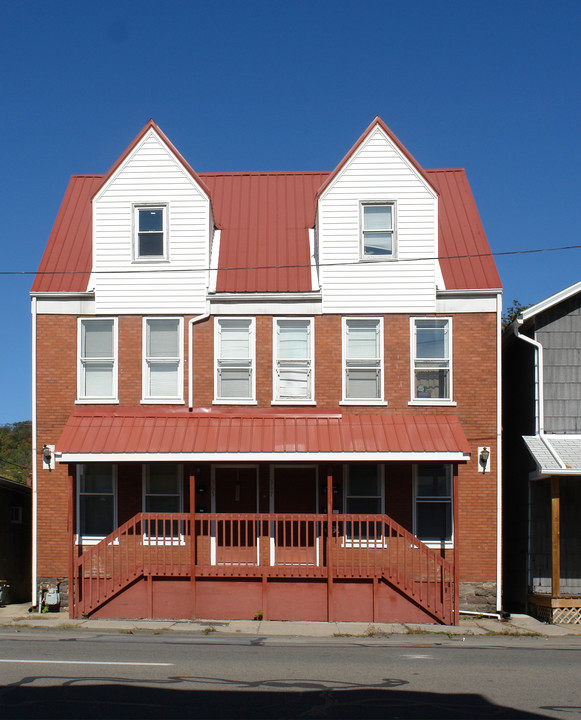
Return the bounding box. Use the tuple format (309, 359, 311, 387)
(42, 444, 55, 471)
(478, 446, 491, 474)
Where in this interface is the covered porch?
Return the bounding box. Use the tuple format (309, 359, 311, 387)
(57, 408, 471, 625)
(524, 436, 581, 624)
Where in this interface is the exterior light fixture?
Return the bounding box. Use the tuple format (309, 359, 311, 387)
(42, 444, 54, 471)
(479, 447, 490, 473)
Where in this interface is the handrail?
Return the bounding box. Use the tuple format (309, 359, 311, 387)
(73, 512, 455, 623)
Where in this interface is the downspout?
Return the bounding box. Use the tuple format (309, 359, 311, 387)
(188, 304, 210, 410)
(514, 319, 566, 469)
(31, 296, 38, 606)
(496, 292, 503, 612)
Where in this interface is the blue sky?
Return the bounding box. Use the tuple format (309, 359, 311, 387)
(1, 0, 579, 424)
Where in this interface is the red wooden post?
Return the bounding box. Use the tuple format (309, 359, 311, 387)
(68, 466, 75, 619)
(189, 471, 197, 618)
(453, 463, 459, 625)
(326, 465, 334, 621)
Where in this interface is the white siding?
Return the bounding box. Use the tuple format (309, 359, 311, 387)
(319, 127, 438, 314)
(93, 130, 210, 314)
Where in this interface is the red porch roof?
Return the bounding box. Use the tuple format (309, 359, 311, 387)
(56, 408, 471, 461)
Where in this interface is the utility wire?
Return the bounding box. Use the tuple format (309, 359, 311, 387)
(2, 243, 581, 276)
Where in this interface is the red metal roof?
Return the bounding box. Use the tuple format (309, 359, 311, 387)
(31, 175, 103, 293)
(32, 121, 501, 294)
(427, 169, 501, 290)
(200, 172, 328, 293)
(56, 408, 470, 459)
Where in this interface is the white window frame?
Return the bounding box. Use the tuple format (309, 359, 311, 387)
(413, 464, 454, 549)
(76, 464, 118, 545)
(77, 317, 118, 404)
(214, 317, 257, 404)
(409, 316, 455, 406)
(341, 317, 386, 405)
(272, 317, 315, 405)
(133, 204, 168, 262)
(142, 464, 184, 545)
(142, 317, 184, 404)
(343, 464, 385, 547)
(360, 201, 396, 260)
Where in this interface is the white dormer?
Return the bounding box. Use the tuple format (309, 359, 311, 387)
(317, 119, 439, 314)
(92, 122, 212, 315)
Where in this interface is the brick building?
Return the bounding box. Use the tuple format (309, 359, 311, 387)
(31, 117, 502, 623)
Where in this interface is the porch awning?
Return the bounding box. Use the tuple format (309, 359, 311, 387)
(523, 434, 581, 477)
(55, 408, 471, 463)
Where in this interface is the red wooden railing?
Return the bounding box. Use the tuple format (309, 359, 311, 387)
(73, 512, 455, 623)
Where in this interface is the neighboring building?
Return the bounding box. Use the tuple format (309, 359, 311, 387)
(504, 282, 581, 623)
(0, 476, 31, 603)
(31, 117, 502, 624)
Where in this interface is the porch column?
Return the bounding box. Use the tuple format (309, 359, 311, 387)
(189, 471, 197, 617)
(550, 475, 561, 598)
(453, 463, 459, 625)
(68, 467, 75, 619)
(326, 465, 334, 621)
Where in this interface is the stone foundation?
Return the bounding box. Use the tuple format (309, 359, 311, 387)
(459, 582, 497, 613)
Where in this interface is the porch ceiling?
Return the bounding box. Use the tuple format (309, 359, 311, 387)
(55, 408, 471, 463)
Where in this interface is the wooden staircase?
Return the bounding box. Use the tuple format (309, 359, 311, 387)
(72, 512, 456, 624)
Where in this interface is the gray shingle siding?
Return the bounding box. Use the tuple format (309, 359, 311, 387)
(537, 296, 581, 433)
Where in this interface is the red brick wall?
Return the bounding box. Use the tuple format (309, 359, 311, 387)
(35, 312, 498, 583)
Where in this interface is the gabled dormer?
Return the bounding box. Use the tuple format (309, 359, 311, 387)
(316, 117, 440, 313)
(92, 120, 213, 314)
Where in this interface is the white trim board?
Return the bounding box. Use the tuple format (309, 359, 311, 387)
(58, 451, 470, 463)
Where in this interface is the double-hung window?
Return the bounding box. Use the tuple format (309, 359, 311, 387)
(78, 318, 117, 401)
(361, 203, 395, 258)
(77, 464, 117, 543)
(414, 464, 453, 545)
(143, 318, 183, 402)
(135, 206, 166, 260)
(215, 318, 255, 402)
(343, 318, 384, 402)
(412, 318, 452, 401)
(273, 318, 314, 403)
(143, 464, 184, 542)
(345, 464, 384, 542)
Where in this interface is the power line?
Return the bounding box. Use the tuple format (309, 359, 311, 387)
(1, 243, 581, 277)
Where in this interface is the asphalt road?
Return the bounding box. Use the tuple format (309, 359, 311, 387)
(0, 628, 579, 718)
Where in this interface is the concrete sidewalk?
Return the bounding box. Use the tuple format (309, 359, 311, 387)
(1, 602, 581, 637)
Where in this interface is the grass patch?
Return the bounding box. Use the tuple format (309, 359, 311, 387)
(202, 626, 217, 635)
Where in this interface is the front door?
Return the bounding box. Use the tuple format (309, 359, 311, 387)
(271, 466, 319, 565)
(213, 466, 258, 565)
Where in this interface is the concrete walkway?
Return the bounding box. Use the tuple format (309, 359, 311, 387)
(1, 602, 581, 637)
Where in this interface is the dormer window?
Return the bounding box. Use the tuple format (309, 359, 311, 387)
(361, 203, 395, 259)
(135, 206, 167, 260)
